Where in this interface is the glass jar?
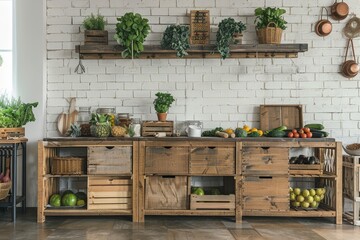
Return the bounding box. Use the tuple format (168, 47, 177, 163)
(78, 107, 91, 124)
(131, 118, 141, 137)
(97, 107, 116, 126)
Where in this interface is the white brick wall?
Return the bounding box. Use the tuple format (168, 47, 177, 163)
(46, 0, 360, 143)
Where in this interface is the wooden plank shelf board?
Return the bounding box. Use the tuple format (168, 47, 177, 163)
(75, 44, 308, 59)
(144, 209, 235, 216)
(243, 209, 336, 217)
(44, 209, 132, 215)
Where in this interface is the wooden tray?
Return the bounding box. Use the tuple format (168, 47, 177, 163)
(260, 104, 303, 131)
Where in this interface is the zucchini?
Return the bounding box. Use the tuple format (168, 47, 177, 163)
(311, 132, 324, 138)
(266, 130, 286, 137)
(304, 123, 324, 130)
(309, 129, 329, 137)
(264, 125, 287, 135)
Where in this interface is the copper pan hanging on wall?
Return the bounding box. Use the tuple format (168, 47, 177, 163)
(331, 0, 349, 20)
(341, 39, 359, 78)
(315, 7, 332, 37)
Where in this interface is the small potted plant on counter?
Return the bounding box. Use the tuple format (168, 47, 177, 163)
(161, 24, 190, 57)
(82, 13, 108, 45)
(254, 7, 287, 44)
(153, 92, 175, 122)
(216, 18, 246, 59)
(114, 12, 151, 58)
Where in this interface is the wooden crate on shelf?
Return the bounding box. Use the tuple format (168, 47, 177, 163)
(343, 155, 360, 226)
(87, 146, 132, 175)
(88, 177, 132, 210)
(141, 121, 174, 137)
(190, 194, 235, 210)
(260, 104, 303, 131)
(145, 176, 187, 210)
(84, 30, 108, 45)
(289, 163, 323, 175)
(51, 157, 86, 175)
(0, 127, 25, 139)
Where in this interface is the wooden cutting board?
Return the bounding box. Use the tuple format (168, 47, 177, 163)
(57, 98, 79, 136)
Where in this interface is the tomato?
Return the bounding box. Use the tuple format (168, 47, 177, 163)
(303, 127, 310, 133)
(301, 133, 307, 138)
(292, 129, 297, 134)
(288, 132, 294, 138)
(298, 129, 304, 134)
(294, 133, 300, 138)
(306, 132, 312, 138)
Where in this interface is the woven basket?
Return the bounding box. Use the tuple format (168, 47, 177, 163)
(0, 181, 11, 200)
(257, 22, 283, 44)
(51, 157, 85, 175)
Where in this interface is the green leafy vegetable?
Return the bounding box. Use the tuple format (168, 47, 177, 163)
(0, 94, 38, 128)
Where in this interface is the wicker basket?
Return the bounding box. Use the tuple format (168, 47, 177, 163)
(257, 22, 283, 44)
(0, 181, 11, 200)
(51, 157, 86, 175)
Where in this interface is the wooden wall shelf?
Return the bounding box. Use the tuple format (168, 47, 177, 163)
(75, 44, 308, 60)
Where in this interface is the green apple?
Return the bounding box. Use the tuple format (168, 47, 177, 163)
(296, 195, 305, 203)
(292, 201, 301, 207)
(314, 195, 321, 202)
(321, 188, 326, 194)
(193, 187, 205, 196)
(289, 187, 293, 193)
(309, 189, 316, 196)
(316, 188, 322, 195)
(320, 194, 325, 200)
(294, 188, 301, 195)
(310, 201, 318, 208)
(306, 196, 314, 203)
(290, 193, 296, 201)
(302, 189, 310, 197)
(301, 201, 310, 208)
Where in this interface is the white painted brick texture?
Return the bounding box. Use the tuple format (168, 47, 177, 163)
(46, 0, 360, 143)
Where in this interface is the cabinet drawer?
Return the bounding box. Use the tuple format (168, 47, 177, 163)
(145, 176, 187, 210)
(87, 146, 132, 175)
(242, 176, 289, 211)
(145, 146, 189, 174)
(190, 146, 235, 175)
(88, 176, 132, 210)
(242, 147, 288, 175)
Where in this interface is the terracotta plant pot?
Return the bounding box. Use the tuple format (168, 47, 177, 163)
(157, 113, 167, 122)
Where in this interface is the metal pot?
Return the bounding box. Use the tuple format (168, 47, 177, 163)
(315, 8, 332, 37)
(331, 0, 349, 21)
(341, 39, 359, 78)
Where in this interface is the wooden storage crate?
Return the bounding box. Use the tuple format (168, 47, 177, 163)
(242, 147, 289, 175)
(88, 177, 132, 210)
(0, 181, 11, 200)
(0, 128, 25, 139)
(242, 176, 289, 211)
(343, 155, 360, 225)
(145, 144, 189, 174)
(84, 30, 108, 45)
(190, 194, 235, 210)
(260, 105, 303, 131)
(190, 143, 236, 175)
(141, 121, 173, 137)
(51, 157, 86, 175)
(145, 176, 187, 210)
(289, 163, 323, 175)
(87, 146, 132, 175)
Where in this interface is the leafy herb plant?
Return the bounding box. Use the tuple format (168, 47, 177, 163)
(161, 25, 190, 58)
(254, 7, 287, 30)
(83, 14, 107, 30)
(216, 18, 246, 59)
(114, 12, 151, 58)
(0, 93, 38, 128)
(153, 92, 175, 113)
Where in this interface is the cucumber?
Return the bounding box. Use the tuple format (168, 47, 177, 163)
(266, 130, 286, 137)
(309, 129, 329, 137)
(311, 132, 324, 138)
(304, 124, 324, 130)
(264, 125, 287, 135)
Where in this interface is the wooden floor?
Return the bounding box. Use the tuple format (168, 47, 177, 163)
(0, 208, 359, 240)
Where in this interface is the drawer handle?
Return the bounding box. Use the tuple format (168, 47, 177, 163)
(259, 176, 273, 179)
(161, 176, 175, 178)
(261, 147, 270, 150)
(208, 146, 216, 149)
(164, 146, 172, 149)
(105, 146, 114, 150)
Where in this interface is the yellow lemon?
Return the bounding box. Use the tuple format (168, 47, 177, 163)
(250, 128, 258, 132)
(243, 125, 250, 132)
(224, 128, 234, 135)
(257, 130, 263, 136)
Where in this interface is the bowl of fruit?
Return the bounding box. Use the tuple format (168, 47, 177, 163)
(289, 187, 326, 209)
(343, 143, 360, 156)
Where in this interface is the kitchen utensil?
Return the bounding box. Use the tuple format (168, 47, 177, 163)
(57, 98, 78, 136)
(341, 38, 359, 78)
(331, 0, 349, 21)
(186, 125, 202, 137)
(344, 16, 360, 39)
(315, 7, 332, 37)
(342, 144, 360, 155)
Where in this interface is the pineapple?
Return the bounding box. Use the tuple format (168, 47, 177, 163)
(90, 113, 111, 137)
(67, 124, 81, 137)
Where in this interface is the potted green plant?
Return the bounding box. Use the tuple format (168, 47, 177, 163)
(82, 14, 108, 45)
(254, 7, 287, 44)
(161, 25, 190, 57)
(114, 12, 151, 58)
(216, 18, 246, 59)
(153, 92, 175, 122)
(0, 93, 38, 138)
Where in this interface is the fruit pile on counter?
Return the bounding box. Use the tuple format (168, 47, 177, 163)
(202, 123, 329, 139)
